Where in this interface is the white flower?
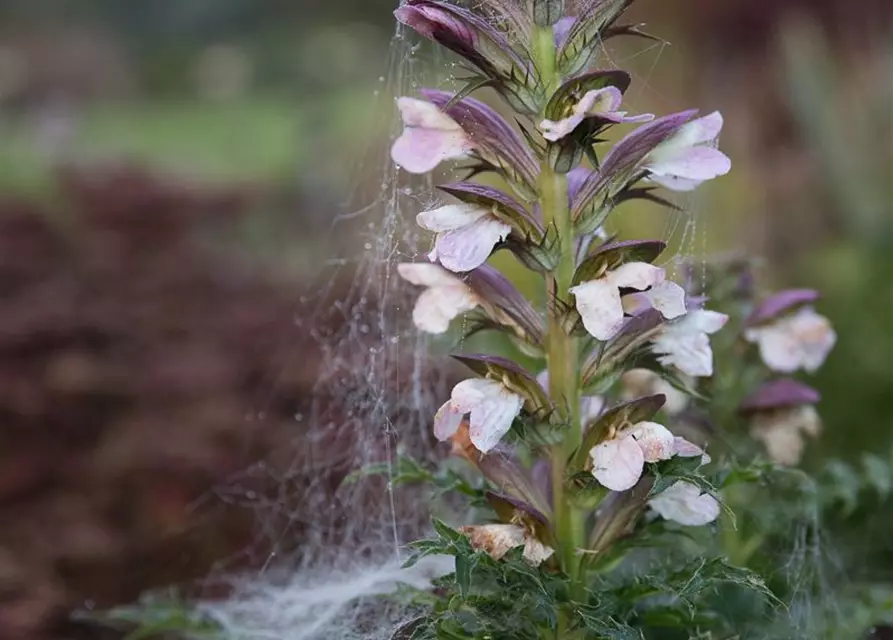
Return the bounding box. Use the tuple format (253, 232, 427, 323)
(397, 262, 479, 334)
(589, 420, 676, 491)
(621, 369, 689, 415)
(539, 86, 654, 142)
(433, 378, 523, 453)
(750, 405, 821, 466)
(644, 111, 732, 192)
(536, 369, 605, 426)
(651, 309, 729, 377)
(649, 481, 720, 526)
(570, 263, 686, 341)
(391, 97, 474, 174)
(417, 204, 511, 273)
(744, 307, 836, 374)
(460, 523, 554, 566)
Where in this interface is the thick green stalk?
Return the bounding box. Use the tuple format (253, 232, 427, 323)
(534, 24, 584, 591)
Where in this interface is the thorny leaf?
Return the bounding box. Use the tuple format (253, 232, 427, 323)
(573, 239, 667, 285)
(558, 0, 636, 77)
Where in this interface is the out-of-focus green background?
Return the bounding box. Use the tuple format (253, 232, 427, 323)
(0, 1, 889, 638)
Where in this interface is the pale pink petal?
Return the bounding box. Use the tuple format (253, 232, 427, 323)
(431, 216, 511, 273)
(591, 435, 645, 491)
(684, 111, 724, 145)
(397, 262, 463, 288)
(391, 128, 473, 174)
(645, 112, 729, 192)
(788, 308, 836, 373)
(673, 437, 704, 458)
(648, 146, 732, 182)
(630, 421, 676, 462)
(570, 278, 625, 341)
(653, 310, 728, 377)
(433, 400, 464, 441)
(412, 285, 478, 334)
(744, 324, 805, 374)
(690, 310, 729, 334)
(618, 112, 656, 124)
(539, 113, 586, 142)
(539, 88, 653, 141)
(397, 97, 463, 130)
(450, 378, 502, 412)
(417, 204, 490, 233)
(468, 389, 524, 453)
(585, 87, 623, 113)
(643, 281, 687, 320)
(654, 330, 714, 377)
(659, 111, 724, 150)
(608, 261, 666, 292)
(649, 481, 720, 526)
(647, 174, 704, 192)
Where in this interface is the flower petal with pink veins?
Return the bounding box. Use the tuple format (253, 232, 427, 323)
(429, 215, 511, 273)
(570, 278, 625, 341)
(391, 97, 474, 173)
(450, 378, 502, 412)
(649, 481, 720, 526)
(433, 400, 464, 441)
(591, 435, 645, 491)
(630, 421, 676, 463)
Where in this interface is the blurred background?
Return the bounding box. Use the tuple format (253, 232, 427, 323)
(0, 1, 889, 638)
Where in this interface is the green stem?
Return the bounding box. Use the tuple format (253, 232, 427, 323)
(534, 23, 584, 601)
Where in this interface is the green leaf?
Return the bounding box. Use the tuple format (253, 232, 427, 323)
(455, 553, 476, 597)
(575, 604, 642, 639)
(861, 453, 893, 499)
(433, 518, 465, 545)
(649, 456, 714, 498)
(82, 598, 221, 640)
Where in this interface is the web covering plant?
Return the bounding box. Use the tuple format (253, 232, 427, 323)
(382, 0, 840, 637)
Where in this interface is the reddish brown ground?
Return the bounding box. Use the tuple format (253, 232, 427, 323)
(0, 166, 319, 639)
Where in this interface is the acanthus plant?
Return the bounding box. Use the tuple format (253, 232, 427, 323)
(382, 0, 835, 638)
